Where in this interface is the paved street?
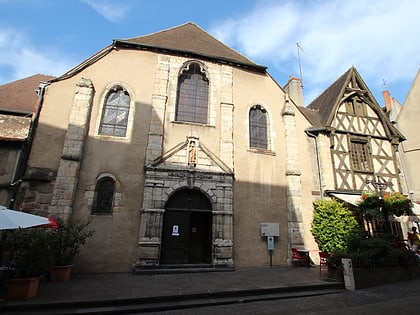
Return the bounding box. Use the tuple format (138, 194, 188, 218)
(146, 278, 420, 315)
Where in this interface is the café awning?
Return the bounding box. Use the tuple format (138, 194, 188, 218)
(330, 193, 361, 206)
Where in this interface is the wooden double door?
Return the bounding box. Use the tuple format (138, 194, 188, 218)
(160, 189, 212, 265)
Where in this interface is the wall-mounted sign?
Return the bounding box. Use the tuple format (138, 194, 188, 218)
(261, 223, 280, 237)
(267, 236, 275, 250)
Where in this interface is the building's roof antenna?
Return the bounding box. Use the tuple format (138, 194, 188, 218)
(382, 77, 389, 90)
(296, 42, 304, 89)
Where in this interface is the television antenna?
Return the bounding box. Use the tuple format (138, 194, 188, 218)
(296, 42, 304, 89)
(382, 77, 389, 90)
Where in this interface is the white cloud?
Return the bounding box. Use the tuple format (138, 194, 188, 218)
(210, 0, 420, 103)
(81, 0, 130, 23)
(0, 29, 75, 84)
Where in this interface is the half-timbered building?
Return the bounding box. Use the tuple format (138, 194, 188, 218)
(299, 67, 407, 236)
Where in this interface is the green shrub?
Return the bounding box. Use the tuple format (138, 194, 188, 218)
(49, 218, 94, 266)
(311, 198, 363, 253)
(5, 228, 53, 278)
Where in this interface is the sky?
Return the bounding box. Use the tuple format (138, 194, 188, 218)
(0, 0, 419, 106)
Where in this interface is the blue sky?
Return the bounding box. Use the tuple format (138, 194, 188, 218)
(0, 0, 419, 105)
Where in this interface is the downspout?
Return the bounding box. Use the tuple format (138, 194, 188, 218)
(9, 81, 49, 208)
(305, 128, 325, 198)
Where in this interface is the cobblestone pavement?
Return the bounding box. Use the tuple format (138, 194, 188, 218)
(145, 278, 420, 315)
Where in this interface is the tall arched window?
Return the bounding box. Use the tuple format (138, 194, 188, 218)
(175, 62, 209, 124)
(92, 177, 115, 215)
(99, 85, 130, 137)
(249, 105, 268, 149)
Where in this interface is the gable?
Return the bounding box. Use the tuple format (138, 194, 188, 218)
(307, 67, 403, 141)
(118, 22, 266, 73)
(146, 136, 233, 174)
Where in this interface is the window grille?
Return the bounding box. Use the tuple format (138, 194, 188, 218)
(175, 62, 209, 124)
(99, 86, 130, 137)
(92, 177, 115, 215)
(350, 139, 371, 172)
(249, 105, 268, 149)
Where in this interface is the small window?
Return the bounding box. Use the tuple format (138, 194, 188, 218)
(175, 62, 209, 124)
(92, 177, 115, 215)
(346, 98, 367, 116)
(350, 139, 371, 172)
(99, 86, 130, 137)
(249, 105, 268, 149)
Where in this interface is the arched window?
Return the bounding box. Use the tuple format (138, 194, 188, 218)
(175, 62, 209, 124)
(99, 85, 130, 137)
(92, 177, 115, 215)
(249, 105, 268, 149)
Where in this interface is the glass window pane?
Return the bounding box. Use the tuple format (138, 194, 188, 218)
(176, 63, 209, 124)
(92, 178, 114, 214)
(249, 106, 268, 149)
(99, 86, 130, 137)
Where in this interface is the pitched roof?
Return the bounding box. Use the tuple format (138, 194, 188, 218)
(305, 68, 352, 127)
(116, 22, 266, 72)
(0, 74, 54, 113)
(303, 67, 404, 140)
(55, 22, 267, 82)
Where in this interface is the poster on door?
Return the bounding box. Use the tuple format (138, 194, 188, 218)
(172, 225, 179, 236)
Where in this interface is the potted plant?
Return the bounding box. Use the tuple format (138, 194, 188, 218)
(48, 218, 94, 282)
(4, 228, 53, 300)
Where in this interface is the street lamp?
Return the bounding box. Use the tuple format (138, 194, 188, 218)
(365, 177, 393, 199)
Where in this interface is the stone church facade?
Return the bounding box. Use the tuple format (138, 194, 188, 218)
(12, 23, 327, 272)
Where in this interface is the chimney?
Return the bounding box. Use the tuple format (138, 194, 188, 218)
(284, 76, 304, 107)
(382, 90, 392, 112)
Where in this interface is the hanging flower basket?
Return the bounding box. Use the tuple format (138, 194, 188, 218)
(356, 191, 383, 220)
(383, 192, 413, 217)
(356, 192, 382, 220)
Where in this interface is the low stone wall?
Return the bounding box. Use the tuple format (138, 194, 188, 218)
(353, 265, 420, 289)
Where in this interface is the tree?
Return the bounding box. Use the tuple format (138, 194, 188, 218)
(311, 198, 363, 253)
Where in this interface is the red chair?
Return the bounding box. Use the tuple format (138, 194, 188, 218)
(319, 251, 330, 276)
(291, 247, 308, 267)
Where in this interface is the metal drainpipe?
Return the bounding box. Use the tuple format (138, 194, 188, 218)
(9, 81, 48, 209)
(305, 128, 325, 198)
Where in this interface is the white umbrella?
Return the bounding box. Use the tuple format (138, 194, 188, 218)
(0, 205, 50, 230)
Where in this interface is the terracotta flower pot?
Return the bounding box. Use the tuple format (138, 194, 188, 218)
(49, 264, 73, 282)
(7, 276, 40, 300)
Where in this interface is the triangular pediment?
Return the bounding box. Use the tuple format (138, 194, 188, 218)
(145, 137, 233, 174)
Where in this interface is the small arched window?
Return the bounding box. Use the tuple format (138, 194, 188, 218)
(92, 177, 115, 215)
(249, 105, 268, 149)
(175, 62, 209, 124)
(99, 85, 130, 137)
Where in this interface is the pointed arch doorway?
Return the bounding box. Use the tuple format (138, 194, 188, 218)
(160, 189, 213, 265)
